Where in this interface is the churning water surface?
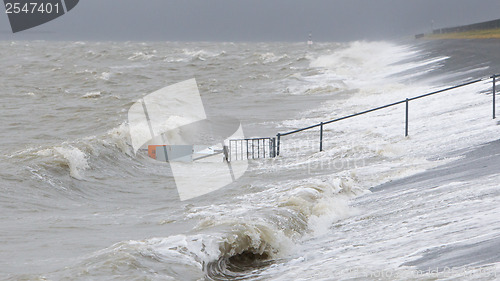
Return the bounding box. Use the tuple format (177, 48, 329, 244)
(1, 39, 500, 280)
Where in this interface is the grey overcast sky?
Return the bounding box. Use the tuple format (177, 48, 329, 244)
(1, 0, 500, 42)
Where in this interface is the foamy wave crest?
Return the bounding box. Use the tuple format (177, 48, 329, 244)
(182, 49, 226, 61)
(52, 147, 89, 179)
(103, 122, 134, 156)
(99, 72, 111, 81)
(82, 91, 102, 98)
(9, 122, 137, 184)
(49, 225, 288, 280)
(258, 52, 289, 64)
(310, 41, 418, 76)
(186, 175, 362, 278)
(128, 51, 156, 61)
(50, 236, 211, 280)
(309, 41, 448, 94)
(28, 145, 90, 180)
(50, 173, 365, 279)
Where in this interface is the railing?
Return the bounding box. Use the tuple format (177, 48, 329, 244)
(275, 74, 499, 156)
(226, 74, 499, 161)
(228, 137, 277, 161)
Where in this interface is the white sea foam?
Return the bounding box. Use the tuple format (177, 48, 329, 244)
(82, 91, 102, 98)
(181, 48, 224, 61)
(53, 146, 89, 180)
(259, 52, 289, 64)
(309, 42, 448, 96)
(99, 72, 111, 81)
(242, 41, 500, 280)
(127, 51, 155, 61)
(279, 41, 499, 173)
(3, 40, 500, 280)
(103, 122, 133, 155)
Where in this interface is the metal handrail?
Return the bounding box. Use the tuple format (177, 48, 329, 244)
(276, 74, 499, 156)
(228, 137, 276, 161)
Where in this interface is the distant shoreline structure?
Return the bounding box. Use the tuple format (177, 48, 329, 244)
(416, 18, 500, 39)
(307, 32, 313, 46)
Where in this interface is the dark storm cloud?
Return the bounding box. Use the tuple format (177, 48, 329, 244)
(1, 0, 500, 41)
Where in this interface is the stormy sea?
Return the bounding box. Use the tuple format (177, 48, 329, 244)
(1, 39, 500, 280)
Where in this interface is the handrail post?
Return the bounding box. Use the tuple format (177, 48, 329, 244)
(263, 139, 266, 158)
(493, 75, 497, 119)
(405, 98, 409, 137)
(276, 133, 281, 156)
(274, 138, 277, 157)
(252, 140, 255, 159)
(319, 122, 324, 152)
(272, 137, 276, 157)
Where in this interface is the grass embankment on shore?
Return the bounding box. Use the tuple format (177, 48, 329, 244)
(425, 28, 500, 39)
